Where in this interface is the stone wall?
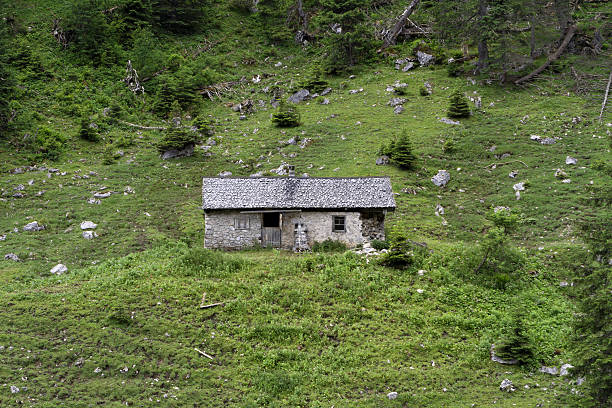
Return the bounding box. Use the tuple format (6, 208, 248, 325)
(360, 211, 386, 241)
(204, 210, 262, 249)
(280, 211, 364, 250)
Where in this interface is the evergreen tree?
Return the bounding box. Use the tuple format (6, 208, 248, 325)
(152, 0, 209, 34)
(391, 132, 416, 169)
(0, 23, 15, 135)
(272, 101, 301, 127)
(157, 123, 200, 153)
(78, 118, 99, 142)
(571, 178, 612, 406)
(447, 90, 471, 118)
(496, 309, 534, 366)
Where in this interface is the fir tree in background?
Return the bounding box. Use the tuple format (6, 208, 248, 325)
(391, 131, 416, 169)
(0, 23, 15, 135)
(496, 309, 534, 366)
(272, 101, 301, 127)
(571, 178, 612, 406)
(447, 89, 471, 118)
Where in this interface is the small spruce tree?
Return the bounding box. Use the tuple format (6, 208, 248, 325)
(495, 309, 534, 366)
(78, 118, 99, 142)
(271, 101, 300, 127)
(156, 124, 199, 153)
(391, 132, 416, 169)
(447, 89, 471, 118)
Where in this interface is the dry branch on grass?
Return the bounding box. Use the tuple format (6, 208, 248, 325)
(484, 160, 529, 169)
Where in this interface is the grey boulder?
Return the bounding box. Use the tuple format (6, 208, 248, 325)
(23, 221, 45, 232)
(431, 170, 450, 187)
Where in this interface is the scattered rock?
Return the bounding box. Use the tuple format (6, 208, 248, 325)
(239, 115, 247, 120)
(559, 281, 569, 287)
(4, 253, 20, 261)
(87, 198, 101, 205)
(500, 379, 515, 392)
(250, 171, 264, 178)
(565, 156, 577, 165)
(440, 118, 460, 125)
(94, 367, 102, 373)
(431, 170, 450, 187)
(416, 288, 424, 294)
(14, 184, 25, 191)
(82, 231, 98, 240)
(560, 363, 573, 376)
(562, 179, 571, 183)
(387, 391, 398, 400)
(218, 171, 233, 178)
(0, 235, 5, 241)
(513, 182, 525, 191)
(555, 168, 568, 178)
(540, 366, 559, 375)
(417, 51, 434, 66)
(402, 62, 415, 71)
(274, 61, 282, 67)
(124, 186, 135, 195)
(50, 264, 67, 275)
(94, 192, 112, 199)
(394, 105, 404, 114)
(80, 221, 97, 230)
(388, 98, 406, 107)
(530, 135, 541, 142)
(320, 98, 330, 105)
(376, 156, 389, 166)
(509, 171, 518, 178)
(288, 89, 310, 104)
(349, 88, 363, 94)
(10, 385, 19, 394)
(540, 137, 556, 145)
(321, 87, 332, 96)
(23, 221, 45, 232)
(161, 144, 194, 160)
(435, 204, 445, 216)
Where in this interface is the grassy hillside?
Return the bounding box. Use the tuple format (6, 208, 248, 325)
(0, 0, 610, 406)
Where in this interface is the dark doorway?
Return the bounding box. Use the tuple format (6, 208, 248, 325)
(262, 212, 280, 228)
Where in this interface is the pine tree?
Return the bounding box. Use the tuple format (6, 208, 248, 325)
(447, 89, 471, 118)
(0, 24, 15, 135)
(271, 101, 300, 127)
(157, 124, 199, 153)
(391, 132, 416, 169)
(496, 310, 533, 366)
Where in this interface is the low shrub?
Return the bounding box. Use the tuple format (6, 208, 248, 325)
(78, 118, 99, 142)
(156, 125, 200, 153)
(447, 89, 471, 118)
(298, 68, 329, 93)
(312, 239, 347, 253)
(33, 126, 66, 161)
(371, 239, 389, 250)
(380, 232, 428, 269)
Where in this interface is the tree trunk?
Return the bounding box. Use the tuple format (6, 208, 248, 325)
(553, 0, 571, 34)
(296, 0, 307, 31)
(530, 15, 536, 57)
(474, 0, 489, 73)
(381, 0, 421, 49)
(515, 24, 577, 85)
(599, 69, 612, 122)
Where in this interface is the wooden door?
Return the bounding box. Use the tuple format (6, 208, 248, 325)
(262, 227, 281, 247)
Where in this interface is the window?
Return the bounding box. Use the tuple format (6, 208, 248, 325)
(234, 216, 250, 230)
(332, 216, 346, 232)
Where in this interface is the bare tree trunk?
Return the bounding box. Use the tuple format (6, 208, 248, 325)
(599, 69, 612, 122)
(553, 0, 571, 34)
(296, 0, 307, 31)
(530, 15, 536, 57)
(515, 24, 577, 85)
(381, 0, 421, 49)
(474, 0, 489, 73)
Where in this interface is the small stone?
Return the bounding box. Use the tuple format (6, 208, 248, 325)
(509, 171, 518, 178)
(562, 179, 571, 183)
(565, 156, 577, 165)
(540, 137, 556, 145)
(500, 379, 515, 392)
(388, 98, 406, 107)
(376, 156, 389, 166)
(124, 186, 135, 195)
(50, 264, 68, 275)
(394, 105, 404, 114)
(440, 118, 460, 125)
(349, 88, 363, 94)
(10, 385, 19, 393)
(288, 89, 310, 104)
(82, 231, 98, 240)
(402, 62, 415, 71)
(23, 221, 45, 232)
(274, 61, 282, 67)
(530, 135, 541, 141)
(431, 170, 450, 187)
(418, 270, 426, 276)
(321, 87, 332, 96)
(94, 367, 102, 373)
(559, 281, 569, 287)
(435, 204, 445, 216)
(219, 171, 233, 178)
(560, 363, 573, 376)
(417, 51, 434, 66)
(239, 115, 247, 120)
(416, 289, 424, 294)
(80, 221, 97, 230)
(539, 366, 558, 375)
(4, 253, 20, 261)
(513, 182, 525, 191)
(387, 391, 398, 400)
(320, 98, 330, 105)
(93, 192, 112, 199)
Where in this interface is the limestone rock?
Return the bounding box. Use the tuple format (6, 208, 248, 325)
(161, 144, 194, 160)
(513, 182, 525, 191)
(394, 105, 404, 114)
(402, 62, 415, 71)
(50, 264, 67, 275)
(509, 171, 518, 178)
(94, 191, 112, 199)
(320, 87, 332, 96)
(83, 231, 98, 240)
(500, 379, 515, 392)
(555, 168, 568, 178)
(440, 118, 460, 125)
(376, 156, 389, 166)
(10, 385, 19, 394)
(417, 51, 434, 66)
(540, 366, 558, 375)
(80, 221, 97, 230)
(560, 363, 573, 376)
(388, 98, 406, 107)
(288, 89, 310, 104)
(218, 171, 233, 178)
(565, 156, 577, 165)
(540, 137, 556, 145)
(320, 98, 330, 105)
(349, 88, 363, 94)
(387, 391, 398, 400)
(4, 253, 20, 261)
(431, 170, 450, 187)
(23, 221, 45, 232)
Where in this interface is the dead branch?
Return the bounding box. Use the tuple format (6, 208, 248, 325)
(194, 348, 214, 360)
(381, 0, 421, 49)
(515, 24, 577, 85)
(122, 60, 145, 95)
(483, 160, 529, 169)
(199, 79, 248, 100)
(599, 69, 612, 122)
(141, 67, 168, 83)
(52, 18, 68, 48)
(200, 302, 225, 309)
(118, 120, 166, 131)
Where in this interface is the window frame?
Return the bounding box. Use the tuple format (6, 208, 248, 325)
(234, 216, 250, 230)
(332, 215, 346, 233)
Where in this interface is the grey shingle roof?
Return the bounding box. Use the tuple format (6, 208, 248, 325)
(202, 177, 396, 210)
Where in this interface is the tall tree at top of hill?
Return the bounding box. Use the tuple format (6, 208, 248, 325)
(0, 20, 15, 134)
(313, 0, 375, 73)
(571, 174, 612, 406)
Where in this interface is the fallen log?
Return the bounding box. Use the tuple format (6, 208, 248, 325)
(195, 348, 214, 360)
(598, 69, 612, 122)
(515, 25, 576, 85)
(381, 0, 421, 49)
(483, 160, 529, 169)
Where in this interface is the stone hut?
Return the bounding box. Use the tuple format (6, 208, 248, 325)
(202, 176, 396, 250)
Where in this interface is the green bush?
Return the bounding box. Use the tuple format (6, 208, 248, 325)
(298, 67, 329, 93)
(156, 125, 200, 153)
(380, 232, 428, 269)
(193, 115, 215, 135)
(447, 62, 461, 77)
(447, 89, 471, 118)
(312, 239, 347, 253)
(229, 0, 253, 12)
(272, 101, 300, 128)
(33, 127, 66, 161)
(442, 137, 456, 154)
(495, 309, 534, 366)
(371, 240, 389, 250)
(78, 118, 99, 142)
